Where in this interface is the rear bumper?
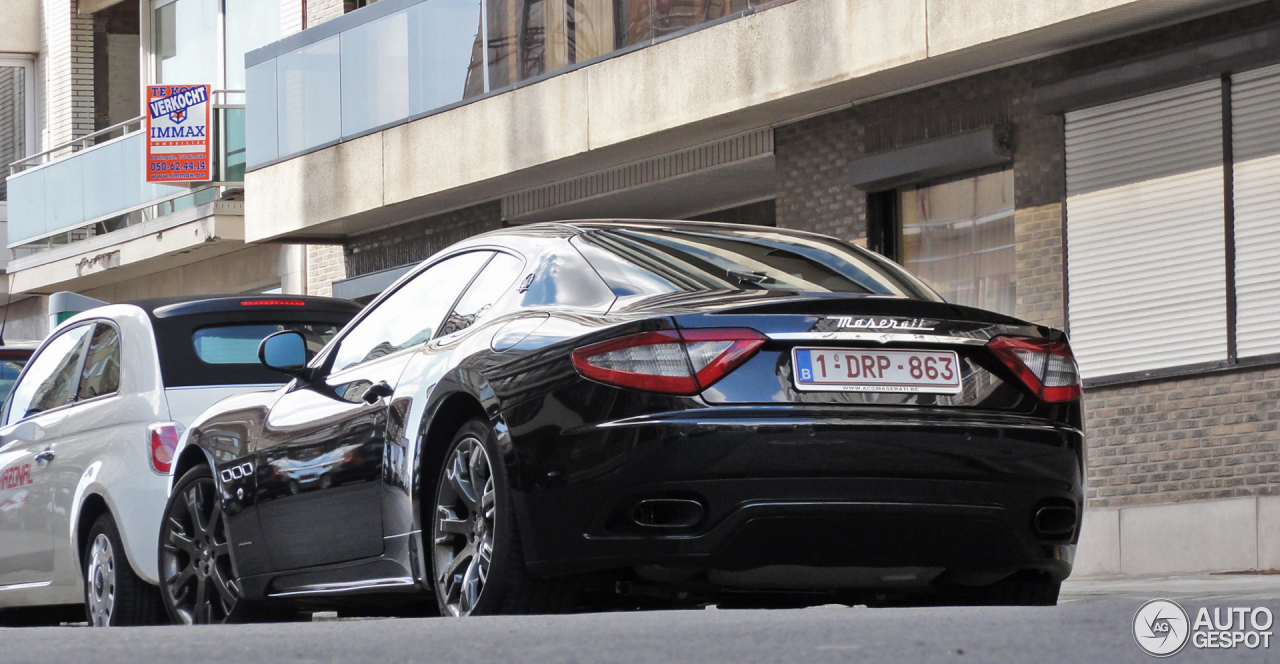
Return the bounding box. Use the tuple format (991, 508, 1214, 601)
(507, 407, 1083, 584)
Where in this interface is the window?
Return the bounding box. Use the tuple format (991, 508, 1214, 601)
(572, 228, 940, 300)
(0, 354, 29, 409)
(439, 252, 524, 337)
(330, 252, 491, 372)
(192, 323, 341, 365)
(78, 324, 121, 399)
(6, 325, 93, 425)
(0, 57, 34, 203)
(893, 168, 1016, 316)
(152, 0, 280, 92)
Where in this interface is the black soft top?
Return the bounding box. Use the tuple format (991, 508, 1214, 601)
(137, 295, 363, 388)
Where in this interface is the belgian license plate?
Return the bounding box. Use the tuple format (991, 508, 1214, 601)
(791, 347, 962, 394)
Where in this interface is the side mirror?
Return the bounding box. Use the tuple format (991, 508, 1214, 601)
(258, 331, 311, 378)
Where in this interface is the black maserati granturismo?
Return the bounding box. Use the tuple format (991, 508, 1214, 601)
(160, 220, 1084, 622)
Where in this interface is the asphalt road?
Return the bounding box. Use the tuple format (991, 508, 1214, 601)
(3, 575, 1277, 664)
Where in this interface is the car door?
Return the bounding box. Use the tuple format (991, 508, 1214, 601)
(0, 324, 94, 587)
(382, 251, 526, 539)
(253, 251, 494, 572)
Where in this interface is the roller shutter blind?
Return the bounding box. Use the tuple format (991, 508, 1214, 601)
(1065, 80, 1226, 379)
(1232, 63, 1280, 358)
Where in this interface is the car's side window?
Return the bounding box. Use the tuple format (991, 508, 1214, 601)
(78, 323, 121, 399)
(438, 252, 524, 338)
(5, 325, 93, 425)
(329, 251, 492, 373)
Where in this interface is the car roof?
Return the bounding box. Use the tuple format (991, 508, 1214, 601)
(466, 219, 836, 245)
(131, 294, 363, 319)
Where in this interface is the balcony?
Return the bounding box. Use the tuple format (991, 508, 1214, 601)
(3, 91, 251, 294)
(243, 0, 781, 171)
(5, 91, 246, 256)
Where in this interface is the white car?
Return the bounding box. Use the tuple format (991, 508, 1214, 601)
(0, 295, 360, 626)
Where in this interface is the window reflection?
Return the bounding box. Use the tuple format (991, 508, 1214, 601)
(899, 168, 1016, 316)
(653, 0, 746, 38)
(252, 0, 773, 165)
(155, 0, 219, 86)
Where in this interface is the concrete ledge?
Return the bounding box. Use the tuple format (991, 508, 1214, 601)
(245, 0, 1246, 244)
(1075, 496, 1279, 578)
(9, 212, 248, 295)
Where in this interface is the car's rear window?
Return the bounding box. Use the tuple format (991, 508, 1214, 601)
(572, 227, 942, 301)
(193, 323, 341, 364)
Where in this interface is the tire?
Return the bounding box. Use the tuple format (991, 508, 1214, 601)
(158, 464, 254, 624)
(429, 418, 576, 616)
(83, 512, 165, 626)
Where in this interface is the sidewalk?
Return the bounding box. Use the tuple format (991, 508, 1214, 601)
(1062, 573, 1280, 603)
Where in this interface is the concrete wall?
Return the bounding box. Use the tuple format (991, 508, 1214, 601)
(80, 244, 291, 300)
(246, 0, 1249, 244)
(0, 296, 49, 342)
(0, 0, 41, 54)
(1075, 496, 1280, 576)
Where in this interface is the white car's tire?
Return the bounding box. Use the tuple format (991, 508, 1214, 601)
(84, 513, 165, 626)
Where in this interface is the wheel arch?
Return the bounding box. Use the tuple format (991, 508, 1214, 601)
(75, 493, 112, 570)
(171, 443, 215, 488)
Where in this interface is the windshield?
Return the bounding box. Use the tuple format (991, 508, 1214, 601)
(572, 227, 942, 300)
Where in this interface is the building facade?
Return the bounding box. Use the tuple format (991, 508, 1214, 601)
(5, 0, 1280, 576)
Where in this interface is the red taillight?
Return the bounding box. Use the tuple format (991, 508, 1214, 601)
(240, 299, 306, 306)
(148, 422, 180, 474)
(571, 328, 766, 395)
(987, 337, 1081, 403)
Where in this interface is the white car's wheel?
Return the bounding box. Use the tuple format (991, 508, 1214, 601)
(83, 513, 164, 626)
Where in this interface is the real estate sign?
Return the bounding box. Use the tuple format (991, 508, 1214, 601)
(145, 84, 212, 183)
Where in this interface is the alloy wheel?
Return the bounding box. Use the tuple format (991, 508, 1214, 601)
(85, 534, 116, 626)
(160, 474, 238, 624)
(433, 436, 496, 616)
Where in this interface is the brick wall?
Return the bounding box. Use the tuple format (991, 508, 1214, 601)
(306, 0, 349, 26)
(307, 244, 347, 297)
(1015, 204, 1065, 331)
(774, 108, 865, 242)
(281, 0, 305, 36)
(773, 60, 1067, 328)
(1084, 369, 1280, 509)
(344, 202, 502, 278)
(41, 0, 96, 148)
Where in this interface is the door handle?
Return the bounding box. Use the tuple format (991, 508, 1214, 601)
(362, 381, 394, 405)
(34, 448, 55, 466)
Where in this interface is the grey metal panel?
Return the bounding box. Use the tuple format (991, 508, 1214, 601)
(846, 126, 1011, 191)
(1066, 79, 1226, 379)
(502, 130, 774, 219)
(1035, 25, 1280, 114)
(1231, 63, 1280, 359)
(332, 264, 414, 302)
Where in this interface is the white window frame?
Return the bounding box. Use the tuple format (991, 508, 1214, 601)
(0, 54, 37, 231)
(144, 0, 227, 90)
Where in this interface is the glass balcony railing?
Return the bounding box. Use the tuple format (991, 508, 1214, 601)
(5, 91, 246, 256)
(246, 0, 776, 169)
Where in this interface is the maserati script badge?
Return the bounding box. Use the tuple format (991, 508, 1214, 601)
(830, 316, 937, 332)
